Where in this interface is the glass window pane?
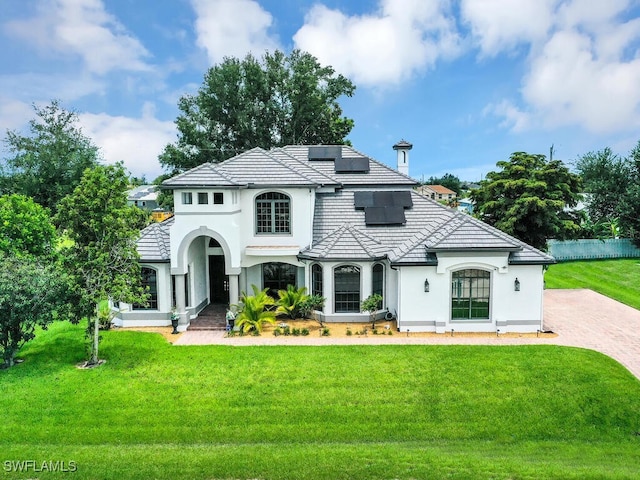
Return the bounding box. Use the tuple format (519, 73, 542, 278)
(334, 265, 360, 313)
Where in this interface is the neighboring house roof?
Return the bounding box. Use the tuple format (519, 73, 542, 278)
(137, 216, 173, 262)
(127, 185, 158, 201)
(419, 185, 456, 195)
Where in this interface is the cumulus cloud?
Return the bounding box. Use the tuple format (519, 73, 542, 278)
(79, 103, 176, 179)
(190, 0, 280, 64)
(471, 0, 640, 134)
(460, 0, 557, 57)
(4, 0, 151, 74)
(293, 0, 462, 87)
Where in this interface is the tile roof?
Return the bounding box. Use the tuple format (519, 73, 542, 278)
(302, 190, 554, 265)
(299, 224, 388, 261)
(421, 184, 456, 195)
(137, 216, 173, 262)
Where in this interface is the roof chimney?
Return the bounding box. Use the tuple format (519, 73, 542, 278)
(393, 139, 412, 176)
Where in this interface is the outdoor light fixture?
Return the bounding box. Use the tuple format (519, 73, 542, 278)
(424, 278, 430, 292)
(514, 278, 520, 291)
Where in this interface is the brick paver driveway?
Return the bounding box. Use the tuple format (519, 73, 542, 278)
(176, 289, 640, 380)
(543, 289, 640, 380)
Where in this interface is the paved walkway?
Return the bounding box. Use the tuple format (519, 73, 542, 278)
(174, 289, 640, 380)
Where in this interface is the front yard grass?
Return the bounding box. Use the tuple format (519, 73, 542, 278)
(545, 258, 640, 310)
(2, 322, 640, 479)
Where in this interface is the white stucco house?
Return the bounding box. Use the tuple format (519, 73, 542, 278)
(114, 142, 554, 333)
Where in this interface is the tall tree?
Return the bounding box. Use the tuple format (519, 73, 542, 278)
(576, 147, 631, 224)
(160, 50, 355, 171)
(56, 163, 148, 365)
(619, 141, 640, 245)
(1, 100, 101, 212)
(470, 152, 582, 251)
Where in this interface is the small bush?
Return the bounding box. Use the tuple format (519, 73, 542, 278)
(346, 327, 352, 336)
(292, 328, 301, 336)
(273, 328, 281, 337)
(301, 328, 309, 336)
(321, 327, 330, 336)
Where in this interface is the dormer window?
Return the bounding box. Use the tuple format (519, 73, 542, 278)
(256, 192, 291, 234)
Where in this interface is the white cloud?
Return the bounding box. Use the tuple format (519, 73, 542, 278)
(293, 0, 462, 87)
(461, 0, 558, 57)
(0, 98, 34, 139)
(190, 0, 280, 64)
(470, 0, 640, 134)
(79, 104, 176, 179)
(5, 0, 151, 74)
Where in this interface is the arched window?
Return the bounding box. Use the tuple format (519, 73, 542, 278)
(451, 269, 490, 319)
(372, 263, 384, 309)
(256, 192, 291, 234)
(134, 267, 158, 310)
(334, 265, 361, 313)
(311, 263, 323, 297)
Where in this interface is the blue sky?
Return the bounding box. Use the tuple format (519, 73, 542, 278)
(1, 0, 640, 182)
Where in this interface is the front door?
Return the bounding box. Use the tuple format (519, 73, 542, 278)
(209, 255, 229, 304)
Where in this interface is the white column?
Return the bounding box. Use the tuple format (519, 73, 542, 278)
(229, 274, 239, 309)
(174, 274, 188, 326)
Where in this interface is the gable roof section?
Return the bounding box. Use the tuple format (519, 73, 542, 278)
(137, 216, 173, 262)
(163, 147, 326, 188)
(162, 163, 244, 188)
(299, 224, 388, 261)
(422, 184, 456, 195)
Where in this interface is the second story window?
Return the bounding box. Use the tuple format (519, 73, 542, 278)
(256, 192, 290, 234)
(213, 192, 224, 204)
(182, 192, 193, 205)
(197, 192, 208, 204)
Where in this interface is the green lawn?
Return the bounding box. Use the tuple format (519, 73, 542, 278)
(2, 322, 640, 479)
(545, 258, 640, 309)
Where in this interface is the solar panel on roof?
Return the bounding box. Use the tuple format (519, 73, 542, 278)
(335, 157, 370, 173)
(364, 206, 406, 225)
(354, 191, 375, 209)
(308, 146, 342, 161)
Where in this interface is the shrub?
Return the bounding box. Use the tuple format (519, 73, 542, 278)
(234, 285, 276, 334)
(276, 285, 308, 319)
(292, 328, 301, 336)
(299, 294, 326, 323)
(346, 327, 352, 336)
(321, 327, 330, 336)
(301, 328, 309, 336)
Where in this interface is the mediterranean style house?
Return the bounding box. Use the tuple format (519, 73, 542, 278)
(113, 142, 554, 333)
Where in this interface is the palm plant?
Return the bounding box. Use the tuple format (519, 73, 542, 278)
(235, 285, 276, 334)
(275, 285, 308, 319)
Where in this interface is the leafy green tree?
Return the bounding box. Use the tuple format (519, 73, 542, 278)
(1, 100, 101, 212)
(576, 147, 631, 225)
(55, 163, 148, 365)
(361, 293, 383, 329)
(425, 173, 462, 195)
(0, 254, 68, 368)
(0, 194, 57, 258)
(619, 141, 640, 245)
(471, 152, 582, 251)
(160, 50, 355, 171)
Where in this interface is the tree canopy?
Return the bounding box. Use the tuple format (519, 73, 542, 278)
(56, 163, 148, 365)
(577, 141, 640, 244)
(425, 173, 462, 195)
(160, 50, 356, 172)
(471, 152, 582, 251)
(1, 100, 101, 212)
(0, 194, 57, 258)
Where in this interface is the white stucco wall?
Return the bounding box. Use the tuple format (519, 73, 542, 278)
(396, 252, 545, 333)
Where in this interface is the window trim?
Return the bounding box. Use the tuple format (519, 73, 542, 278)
(197, 192, 208, 204)
(213, 192, 224, 205)
(451, 268, 491, 320)
(255, 191, 291, 235)
(133, 267, 158, 310)
(333, 264, 361, 313)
